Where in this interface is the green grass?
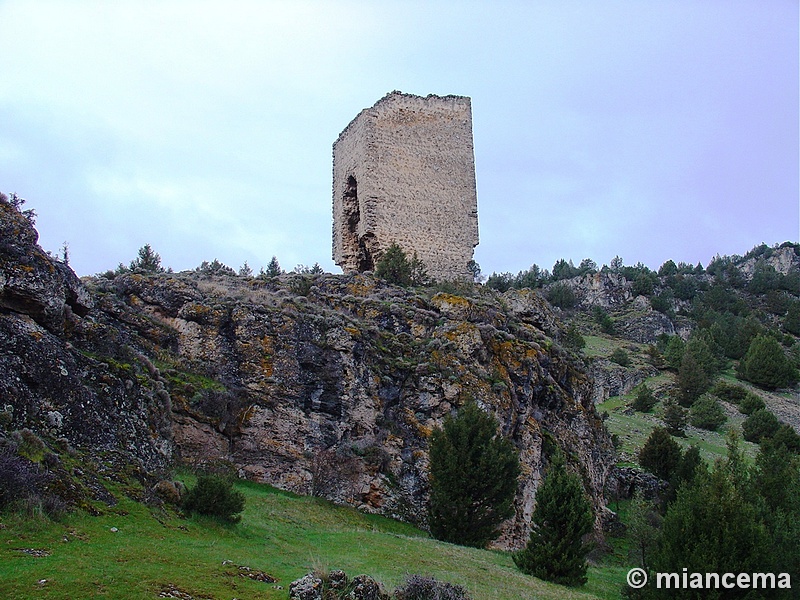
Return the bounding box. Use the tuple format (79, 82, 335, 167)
(582, 335, 623, 359)
(599, 374, 759, 466)
(0, 479, 610, 600)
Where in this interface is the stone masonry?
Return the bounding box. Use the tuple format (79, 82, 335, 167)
(332, 91, 479, 281)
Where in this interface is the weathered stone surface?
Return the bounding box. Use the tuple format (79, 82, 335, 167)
(606, 466, 669, 502)
(0, 196, 614, 550)
(551, 272, 632, 309)
(347, 574, 390, 600)
(613, 308, 676, 345)
(332, 91, 479, 282)
(0, 201, 92, 333)
(289, 573, 323, 600)
(589, 359, 658, 404)
(152, 480, 185, 505)
(0, 198, 172, 475)
(102, 272, 614, 550)
(738, 245, 800, 280)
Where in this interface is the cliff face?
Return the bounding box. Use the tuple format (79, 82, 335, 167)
(0, 200, 173, 473)
(0, 199, 614, 549)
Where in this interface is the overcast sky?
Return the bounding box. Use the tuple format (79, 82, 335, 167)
(1, 1, 797, 278)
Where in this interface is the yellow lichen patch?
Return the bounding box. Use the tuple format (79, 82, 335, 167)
(431, 292, 471, 307)
(346, 275, 375, 297)
(182, 303, 213, 322)
(490, 338, 541, 373)
(441, 321, 478, 342)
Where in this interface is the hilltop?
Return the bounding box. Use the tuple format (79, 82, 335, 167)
(0, 194, 613, 552)
(1, 191, 798, 598)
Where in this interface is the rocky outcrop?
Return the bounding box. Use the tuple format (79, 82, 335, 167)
(0, 198, 173, 474)
(589, 358, 658, 404)
(0, 202, 92, 333)
(85, 272, 614, 549)
(0, 196, 614, 550)
(553, 272, 632, 309)
(606, 466, 669, 502)
(738, 245, 800, 280)
(612, 299, 677, 345)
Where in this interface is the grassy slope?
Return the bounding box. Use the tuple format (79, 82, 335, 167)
(584, 331, 761, 465)
(0, 479, 611, 600)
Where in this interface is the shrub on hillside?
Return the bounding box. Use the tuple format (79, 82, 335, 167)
(738, 335, 799, 390)
(182, 474, 245, 523)
(737, 393, 766, 416)
(689, 395, 727, 431)
(394, 574, 472, 600)
(710, 381, 748, 404)
(772, 424, 800, 453)
(546, 282, 578, 309)
(631, 384, 657, 413)
(741, 409, 781, 444)
(0, 449, 65, 518)
(563, 324, 586, 351)
(375, 244, 429, 287)
(609, 348, 631, 367)
(592, 306, 615, 334)
(638, 427, 682, 481)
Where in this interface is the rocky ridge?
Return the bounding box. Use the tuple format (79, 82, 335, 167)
(0, 197, 614, 550)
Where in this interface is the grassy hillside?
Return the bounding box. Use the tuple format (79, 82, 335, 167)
(0, 477, 621, 600)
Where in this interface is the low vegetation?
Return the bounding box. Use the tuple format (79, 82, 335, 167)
(0, 475, 611, 600)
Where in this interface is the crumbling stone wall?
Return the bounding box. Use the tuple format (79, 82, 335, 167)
(332, 91, 479, 281)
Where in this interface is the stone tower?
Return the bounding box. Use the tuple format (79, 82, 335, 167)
(332, 91, 479, 281)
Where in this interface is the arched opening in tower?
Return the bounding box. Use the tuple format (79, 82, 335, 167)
(342, 175, 361, 266)
(342, 175, 376, 272)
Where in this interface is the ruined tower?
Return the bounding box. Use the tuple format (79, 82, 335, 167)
(332, 91, 479, 281)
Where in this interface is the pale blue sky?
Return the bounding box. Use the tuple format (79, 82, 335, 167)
(1, 1, 797, 277)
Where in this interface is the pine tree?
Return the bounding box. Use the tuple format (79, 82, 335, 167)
(662, 400, 688, 437)
(653, 445, 771, 598)
(741, 409, 781, 444)
(631, 384, 657, 413)
(689, 394, 726, 431)
(662, 335, 685, 371)
(513, 451, 594, 586)
(128, 243, 164, 273)
(627, 492, 661, 572)
(264, 256, 282, 278)
(375, 243, 413, 286)
(738, 334, 798, 390)
(428, 401, 519, 548)
(638, 427, 682, 481)
(676, 350, 709, 406)
(238, 261, 253, 277)
(753, 440, 800, 580)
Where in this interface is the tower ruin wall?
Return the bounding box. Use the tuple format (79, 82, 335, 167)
(332, 91, 479, 281)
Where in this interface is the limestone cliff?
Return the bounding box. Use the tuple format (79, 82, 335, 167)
(0, 199, 173, 474)
(0, 198, 614, 550)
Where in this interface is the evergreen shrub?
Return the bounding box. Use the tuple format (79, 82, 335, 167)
(428, 401, 519, 548)
(513, 451, 594, 586)
(182, 474, 245, 523)
(689, 395, 727, 431)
